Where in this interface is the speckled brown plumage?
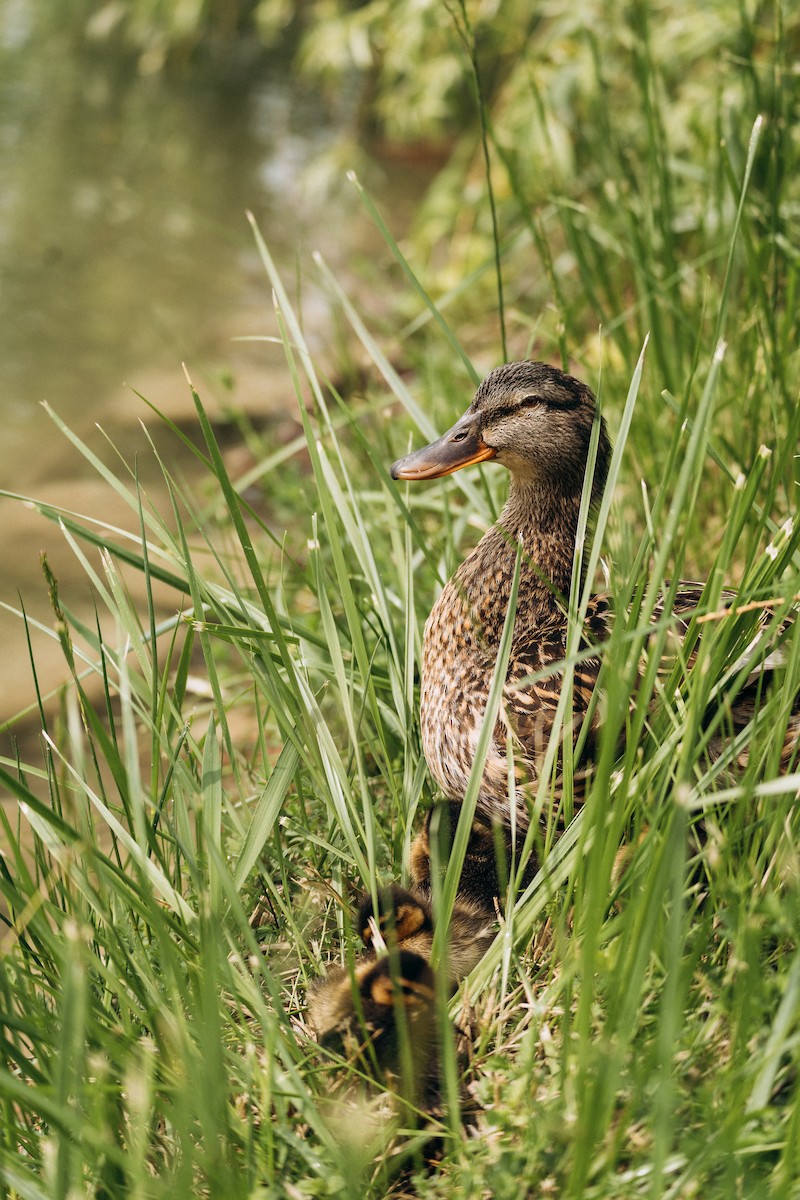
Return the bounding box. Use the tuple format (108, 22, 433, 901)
(649, 581, 800, 769)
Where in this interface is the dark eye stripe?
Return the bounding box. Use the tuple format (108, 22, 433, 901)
(489, 393, 579, 422)
(526, 391, 582, 411)
(488, 398, 540, 423)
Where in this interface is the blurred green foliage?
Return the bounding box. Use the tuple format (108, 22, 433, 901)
(56, 0, 796, 565)
(83, 1, 797, 379)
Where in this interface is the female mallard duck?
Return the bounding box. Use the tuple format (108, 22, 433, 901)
(391, 360, 799, 830)
(392, 361, 610, 828)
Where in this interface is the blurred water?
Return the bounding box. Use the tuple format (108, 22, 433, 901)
(0, 7, 424, 721)
(0, 15, 349, 447)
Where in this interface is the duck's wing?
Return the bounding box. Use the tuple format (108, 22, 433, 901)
(652, 580, 797, 681)
(645, 582, 716, 675)
(651, 581, 800, 767)
(500, 593, 611, 770)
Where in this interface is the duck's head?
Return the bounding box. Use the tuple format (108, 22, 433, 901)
(391, 361, 610, 500)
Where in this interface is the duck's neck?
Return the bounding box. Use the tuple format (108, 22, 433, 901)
(456, 478, 583, 625)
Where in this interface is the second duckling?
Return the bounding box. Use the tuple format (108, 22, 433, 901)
(358, 880, 496, 986)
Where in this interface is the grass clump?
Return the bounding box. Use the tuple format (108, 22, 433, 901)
(2, 4, 800, 1197)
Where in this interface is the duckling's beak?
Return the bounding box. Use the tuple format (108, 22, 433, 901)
(390, 410, 497, 480)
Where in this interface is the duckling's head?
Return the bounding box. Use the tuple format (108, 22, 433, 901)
(357, 885, 432, 949)
(309, 950, 436, 1073)
(391, 361, 610, 501)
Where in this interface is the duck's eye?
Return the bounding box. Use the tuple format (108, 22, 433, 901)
(451, 430, 468, 443)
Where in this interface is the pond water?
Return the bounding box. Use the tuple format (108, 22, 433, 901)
(0, 8, 429, 725)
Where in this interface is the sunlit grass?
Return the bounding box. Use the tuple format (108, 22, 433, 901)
(2, 5, 800, 1198)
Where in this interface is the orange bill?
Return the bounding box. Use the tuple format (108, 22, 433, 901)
(390, 410, 497, 480)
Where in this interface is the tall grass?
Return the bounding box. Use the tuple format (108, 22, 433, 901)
(2, 5, 800, 1197)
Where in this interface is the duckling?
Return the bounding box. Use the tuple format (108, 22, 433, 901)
(307, 947, 437, 1092)
(391, 360, 799, 828)
(408, 800, 537, 911)
(358, 881, 495, 985)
